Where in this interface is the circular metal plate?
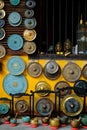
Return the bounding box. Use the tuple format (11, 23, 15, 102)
(44, 60, 61, 80)
(0, 0, 4, 9)
(82, 64, 87, 79)
(10, 0, 20, 6)
(62, 95, 83, 116)
(24, 9, 34, 18)
(23, 41, 36, 54)
(7, 34, 23, 50)
(54, 81, 71, 97)
(7, 56, 25, 75)
(15, 100, 28, 113)
(35, 81, 51, 97)
(0, 28, 5, 40)
(26, 0, 36, 8)
(23, 29, 37, 41)
(3, 74, 27, 95)
(36, 98, 54, 116)
(0, 9, 6, 19)
(62, 62, 81, 82)
(27, 62, 42, 77)
(8, 11, 22, 26)
(0, 104, 9, 115)
(24, 18, 37, 29)
(0, 44, 6, 58)
(74, 80, 87, 96)
(0, 19, 5, 28)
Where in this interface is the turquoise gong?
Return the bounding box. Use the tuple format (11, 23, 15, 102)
(3, 74, 28, 95)
(7, 34, 23, 50)
(0, 104, 9, 115)
(10, 0, 20, 6)
(7, 56, 25, 75)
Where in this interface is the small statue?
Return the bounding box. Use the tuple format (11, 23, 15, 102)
(64, 39, 72, 56)
(55, 42, 63, 54)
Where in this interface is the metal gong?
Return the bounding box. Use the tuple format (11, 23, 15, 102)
(24, 18, 37, 29)
(7, 34, 23, 50)
(54, 81, 71, 97)
(27, 62, 42, 77)
(0, 44, 6, 58)
(7, 56, 25, 75)
(62, 95, 83, 116)
(8, 11, 22, 26)
(26, 0, 36, 8)
(3, 74, 27, 95)
(36, 98, 54, 116)
(62, 62, 81, 82)
(35, 81, 51, 97)
(24, 9, 34, 18)
(0, 104, 9, 115)
(0, 19, 5, 28)
(15, 100, 28, 113)
(82, 64, 87, 79)
(10, 0, 20, 6)
(23, 29, 37, 41)
(0, 9, 5, 19)
(44, 60, 61, 80)
(0, 0, 4, 9)
(0, 28, 5, 40)
(74, 80, 87, 96)
(23, 41, 36, 54)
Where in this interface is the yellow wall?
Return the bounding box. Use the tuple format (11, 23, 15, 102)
(0, 55, 86, 113)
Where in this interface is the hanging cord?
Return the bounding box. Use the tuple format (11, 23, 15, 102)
(46, 0, 49, 53)
(52, 0, 55, 53)
(65, 0, 68, 41)
(59, 0, 61, 43)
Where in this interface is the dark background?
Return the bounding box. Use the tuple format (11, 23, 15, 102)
(35, 0, 87, 53)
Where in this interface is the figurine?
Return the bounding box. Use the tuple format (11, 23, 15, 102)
(55, 42, 63, 54)
(64, 39, 72, 56)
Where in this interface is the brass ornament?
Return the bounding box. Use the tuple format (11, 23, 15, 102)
(35, 81, 51, 97)
(62, 62, 81, 82)
(23, 29, 37, 41)
(62, 95, 83, 116)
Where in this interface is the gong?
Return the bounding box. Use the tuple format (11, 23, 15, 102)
(0, 0, 4, 9)
(27, 62, 42, 77)
(23, 29, 37, 41)
(23, 41, 36, 54)
(0, 44, 6, 58)
(25, 0, 36, 8)
(0, 28, 5, 40)
(0, 9, 5, 19)
(62, 62, 81, 82)
(24, 9, 34, 18)
(44, 60, 61, 80)
(7, 56, 25, 75)
(24, 18, 37, 29)
(35, 81, 51, 97)
(62, 95, 83, 116)
(15, 100, 28, 113)
(36, 98, 54, 116)
(3, 74, 27, 95)
(0, 104, 9, 115)
(54, 81, 71, 97)
(74, 80, 87, 96)
(7, 34, 23, 50)
(82, 64, 87, 79)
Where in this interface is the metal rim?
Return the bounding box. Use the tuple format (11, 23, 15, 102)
(0, 44, 6, 58)
(62, 95, 83, 116)
(0, 9, 6, 19)
(0, 28, 6, 40)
